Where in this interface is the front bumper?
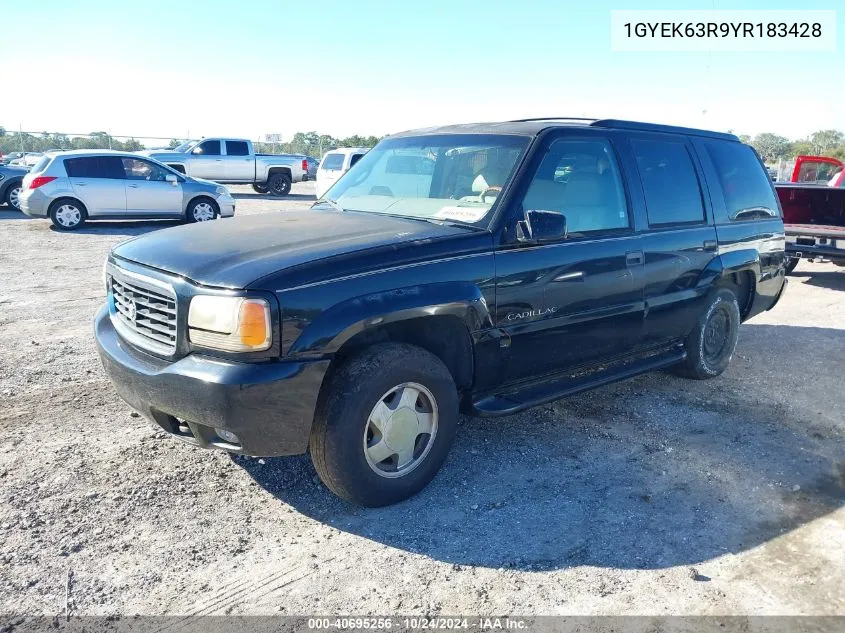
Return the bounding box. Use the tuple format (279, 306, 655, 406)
(217, 193, 236, 218)
(94, 305, 329, 456)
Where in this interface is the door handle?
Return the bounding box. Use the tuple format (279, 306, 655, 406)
(553, 271, 585, 282)
(128, 184, 139, 188)
(626, 250, 644, 267)
(215, 159, 223, 162)
(74, 182, 86, 187)
(703, 239, 718, 251)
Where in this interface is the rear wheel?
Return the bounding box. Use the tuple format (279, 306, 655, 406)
(5, 182, 22, 211)
(252, 183, 269, 194)
(785, 257, 799, 275)
(671, 287, 740, 380)
(310, 343, 459, 506)
(49, 199, 86, 231)
(186, 197, 218, 223)
(268, 173, 292, 197)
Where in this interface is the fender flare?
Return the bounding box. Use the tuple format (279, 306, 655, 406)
(286, 282, 493, 356)
(697, 250, 761, 294)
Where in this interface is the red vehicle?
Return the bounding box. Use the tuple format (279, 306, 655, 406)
(776, 159, 845, 272)
(779, 155, 844, 184)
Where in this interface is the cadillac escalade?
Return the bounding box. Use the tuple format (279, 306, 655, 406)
(95, 118, 788, 506)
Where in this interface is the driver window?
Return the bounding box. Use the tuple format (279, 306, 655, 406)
(193, 140, 221, 156)
(521, 138, 629, 235)
(121, 158, 169, 181)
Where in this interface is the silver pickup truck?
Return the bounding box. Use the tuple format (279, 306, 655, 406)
(141, 138, 306, 196)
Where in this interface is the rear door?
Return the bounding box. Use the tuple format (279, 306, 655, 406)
(621, 133, 718, 347)
(65, 156, 127, 216)
(188, 139, 222, 179)
(121, 157, 182, 216)
(223, 140, 254, 181)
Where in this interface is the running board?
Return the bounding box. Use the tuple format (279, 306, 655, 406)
(470, 347, 686, 417)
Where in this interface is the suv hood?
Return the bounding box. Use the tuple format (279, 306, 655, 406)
(111, 211, 477, 289)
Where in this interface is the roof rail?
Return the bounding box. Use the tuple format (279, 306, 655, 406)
(590, 119, 738, 141)
(508, 116, 598, 123)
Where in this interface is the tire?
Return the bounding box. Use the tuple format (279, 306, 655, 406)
(252, 183, 270, 194)
(267, 173, 292, 197)
(5, 182, 23, 211)
(785, 257, 799, 275)
(49, 199, 87, 231)
(671, 287, 741, 380)
(310, 342, 459, 507)
(186, 197, 218, 223)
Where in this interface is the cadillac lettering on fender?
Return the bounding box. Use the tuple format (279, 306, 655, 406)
(95, 118, 787, 507)
(506, 307, 559, 321)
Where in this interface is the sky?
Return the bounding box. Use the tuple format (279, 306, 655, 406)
(1, 0, 843, 145)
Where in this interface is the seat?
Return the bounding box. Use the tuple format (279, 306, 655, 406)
(559, 171, 623, 232)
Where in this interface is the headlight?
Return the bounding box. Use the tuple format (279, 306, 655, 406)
(215, 186, 228, 196)
(188, 296, 271, 352)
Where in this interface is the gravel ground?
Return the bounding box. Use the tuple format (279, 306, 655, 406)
(0, 182, 843, 617)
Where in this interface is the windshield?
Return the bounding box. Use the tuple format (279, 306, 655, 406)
(322, 134, 530, 225)
(173, 140, 199, 153)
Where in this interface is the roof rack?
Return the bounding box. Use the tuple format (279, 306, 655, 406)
(589, 119, 738, 141)
(508, 117, 737, 141)
(509, 117, 598, 123)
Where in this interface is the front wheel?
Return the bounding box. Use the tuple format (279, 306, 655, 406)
(186, 198, 218, 223)
(310, 343, 459, 506)
(671, 287, 741, 380)
(267, 173, 292, 197)
(5, 183, 22, 211)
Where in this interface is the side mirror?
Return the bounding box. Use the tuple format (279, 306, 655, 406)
(517, 209, 567, 244)
(165, 174, 179, 185)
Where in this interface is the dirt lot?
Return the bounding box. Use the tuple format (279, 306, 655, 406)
(0, 182, 843, 617)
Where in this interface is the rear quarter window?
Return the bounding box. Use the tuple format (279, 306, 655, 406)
(704, 142, 780, 220)
(321, 153, 344, 170)
(31, 156, 52, 174)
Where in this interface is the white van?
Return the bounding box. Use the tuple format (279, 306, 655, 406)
(315, 147, 369, 199)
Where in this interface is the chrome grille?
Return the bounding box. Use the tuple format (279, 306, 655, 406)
(108, 267, 177, 355)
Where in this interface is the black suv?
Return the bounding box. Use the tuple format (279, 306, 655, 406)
(95, 118, 787, 506)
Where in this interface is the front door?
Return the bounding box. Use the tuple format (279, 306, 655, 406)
(188, 139, 222, 180)
(121, 157, 183, 216)
(224, 140, 254, 181)
(494, 132, 645, 386)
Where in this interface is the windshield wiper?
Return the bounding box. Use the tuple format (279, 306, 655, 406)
(316, 198, 344, 213)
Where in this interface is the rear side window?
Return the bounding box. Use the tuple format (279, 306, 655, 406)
(321, 153, 344, 170)
(631, 138, 705, 226)
(193, 140, 221, 156)
(704, 142, 780, 220)
(31, 156, 52, 174)
(226, 141, 249, 156)
(350, 153, 365, 167)
(64, 156, 125, 179)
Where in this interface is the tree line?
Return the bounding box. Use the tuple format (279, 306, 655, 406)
(4, 126, 843, 164)
(0, 128, 381, 158)
(737, 129, 845, 164)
